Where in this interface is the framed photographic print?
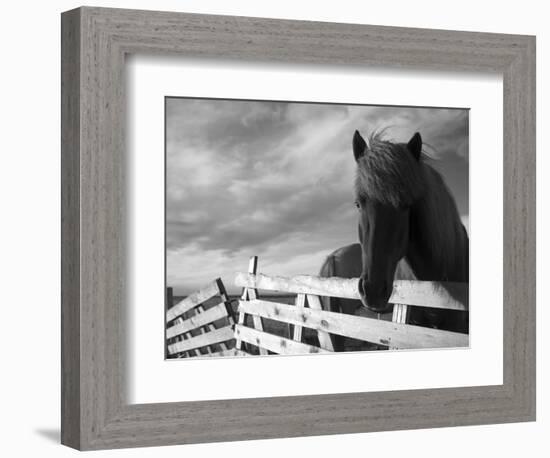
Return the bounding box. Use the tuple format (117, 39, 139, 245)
(61, 6, 535, 450)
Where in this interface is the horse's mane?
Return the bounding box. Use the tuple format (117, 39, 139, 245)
(354, 130, 468, 282)
(354, 130, 428, 208)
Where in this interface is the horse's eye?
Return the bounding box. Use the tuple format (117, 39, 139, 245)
(354, 201, 361, 209)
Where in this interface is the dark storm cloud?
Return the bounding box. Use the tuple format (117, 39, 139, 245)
(166, 98, 469, 294)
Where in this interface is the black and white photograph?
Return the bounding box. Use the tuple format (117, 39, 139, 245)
(165, 98, 470, 358)
(1, 0, 542, 454)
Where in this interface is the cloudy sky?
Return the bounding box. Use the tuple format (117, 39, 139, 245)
(166, 98, 469, 295)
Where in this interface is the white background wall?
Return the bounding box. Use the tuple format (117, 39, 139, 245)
(0, 0, 546, 456)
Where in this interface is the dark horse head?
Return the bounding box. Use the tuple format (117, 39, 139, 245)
(352, 129, 468, 314)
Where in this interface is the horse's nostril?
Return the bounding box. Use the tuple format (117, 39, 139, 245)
(358, 277, 364, 296)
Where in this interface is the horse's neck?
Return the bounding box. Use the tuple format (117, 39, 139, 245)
(404, 168, 468, 282)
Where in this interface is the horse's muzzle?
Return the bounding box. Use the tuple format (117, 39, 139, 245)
(357, 276, 393, 314)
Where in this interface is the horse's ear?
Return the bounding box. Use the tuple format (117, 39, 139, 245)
(407, 132, 422, 161)
(353, 130, 367, 162)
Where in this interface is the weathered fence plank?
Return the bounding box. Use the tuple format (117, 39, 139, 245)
(235, 256, 269, 356)
(195, 305, 219, 354)
(392, 304, 409, 323)
(292, 293, 306, 342)
(234, 324, 330, 355)
(235, 272, 358, 301)
(166, 302, 228, 339)
(235, 273, 468, 311)
(247, 287, 267, 355)
(167, 326, 235, 355)
(215, 277, 236, 324)
(238, 299, 468, 349)
(306, 294, 335, 352)
(166, 280, 220, 322)
(391, 304, 410, 350)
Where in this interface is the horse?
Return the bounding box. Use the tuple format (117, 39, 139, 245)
(319, 129, 469, 351)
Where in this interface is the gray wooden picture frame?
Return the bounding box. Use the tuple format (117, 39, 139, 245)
(61, 6, 536, 451)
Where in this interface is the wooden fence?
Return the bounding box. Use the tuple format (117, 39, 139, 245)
(165, 278, 237, 358)
(233, 257, 469, 355)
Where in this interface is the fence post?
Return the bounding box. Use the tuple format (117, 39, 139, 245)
(188, 277, 236, 354)
(307, 294, 335, 352)
(292, 293, 306, 342)
(217, 278, 236, 325)
(192, 305, 214, 355)
(236, 256, 268, 355)
(390, 304, 410, 350)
